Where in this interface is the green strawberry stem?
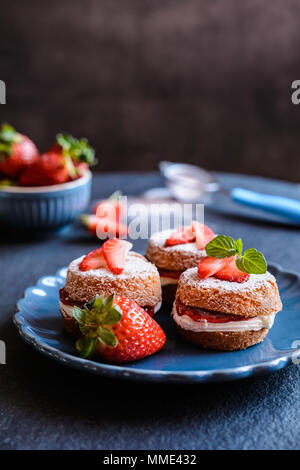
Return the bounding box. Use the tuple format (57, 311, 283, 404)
(80, 214, 90, 226)
(56, 133, 95, 166)
(0, 123, 22, 156)
(73, 293, 123, 358)
(63, 153, 77, 179)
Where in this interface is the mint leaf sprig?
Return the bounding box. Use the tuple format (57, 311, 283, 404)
(73, 293, 122, 359)
(205, 235, 267, 275)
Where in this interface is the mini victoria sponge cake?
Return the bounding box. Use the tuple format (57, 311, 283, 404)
(145, 229, 207, 303)
(172, 267, 282, 351)
(59, 251, 162, 337)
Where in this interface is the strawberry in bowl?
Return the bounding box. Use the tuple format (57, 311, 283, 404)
(19, 133, 95, 186)
(0, 127, 95, 231)
(0, 123, 39, 178)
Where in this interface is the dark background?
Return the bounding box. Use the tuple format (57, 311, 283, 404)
(1, 0, 300, 180)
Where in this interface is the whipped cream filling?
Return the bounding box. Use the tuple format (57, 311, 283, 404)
(59, 301, 75, 319)
(60, 299, 162, 318)
(160, 275, 179, 286)
(153, 300, 162, 313)
(172, 304, 275, 333)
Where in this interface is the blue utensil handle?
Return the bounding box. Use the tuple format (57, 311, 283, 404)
(231, 187, 300, 222)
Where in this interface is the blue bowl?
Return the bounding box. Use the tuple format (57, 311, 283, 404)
(0, 171, 92, 231)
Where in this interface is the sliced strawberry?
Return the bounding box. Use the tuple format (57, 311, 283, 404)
(197, 256, 231, 279)
(176, 300, 250, 323)
(191, 222, 215, 250)
(102, 238, 133, 274)
(214, 258, 250, 283)
(79, 247, 107, 271)
(165, 226, 196, 246)
(81, 214, 128, 238)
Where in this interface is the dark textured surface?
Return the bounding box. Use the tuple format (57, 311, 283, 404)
(0, 172, 300, 450)
(1, 1, 300, 180)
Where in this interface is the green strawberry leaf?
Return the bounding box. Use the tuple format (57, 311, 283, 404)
(74, 138, 95, 165)
(73, 306, 86, 325)
(72, 292, 122, 354)
(205, 235, 236, 258)
(56, 133, 95, 166)
(56, 133, 75, 151)
(84, 296, 97, 310)
(235, 248, 267, 274)
(103, 305, 123, 325)
(63, 153, 77, 179)
(101, 293, 115, 313)
(92, 293, 105, 313)
(98, 327, 118, 347)
(0, 179, 16, 186)
(0, 142, 11, 151)
(0, 123, 22, 156)
(0, 123, 16, 142)
(76, 336, 97, 359)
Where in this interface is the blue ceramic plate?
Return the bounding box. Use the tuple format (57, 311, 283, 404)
(14, 264, 300, 383)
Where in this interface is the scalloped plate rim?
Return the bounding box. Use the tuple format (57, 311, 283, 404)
(14, 262, 300, 383)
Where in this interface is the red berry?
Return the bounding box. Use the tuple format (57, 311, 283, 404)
(79, 247, 107, 271)
(96, 296, 166, 363)
(197, 256, 231, 279)
(191, 222, 215, 250)
(165, 226, 196, 246)
(19, 151, 70, 186)
(0, 135, 39, 178)
(103, 238, 133, 274)
(214, 258, 250, 283)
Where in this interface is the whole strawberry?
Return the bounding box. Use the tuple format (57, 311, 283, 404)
(53, 133, 95, 179)
(73, 293, 166, 363)
(19, 151, 70, 186)
(0, 123, 39, 177)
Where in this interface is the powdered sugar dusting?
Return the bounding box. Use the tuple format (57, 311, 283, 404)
(69, 251, 158, 280)
(180, 267, 276, 293)
(149, 229, 206, 255)
(146, 229, 207, 271)
(65, 251, 162, 306)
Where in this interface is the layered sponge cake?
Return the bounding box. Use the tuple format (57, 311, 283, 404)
(172, 266, 282, 351)
(146, 223, 215, 303)
(60, 239, 162, 337)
